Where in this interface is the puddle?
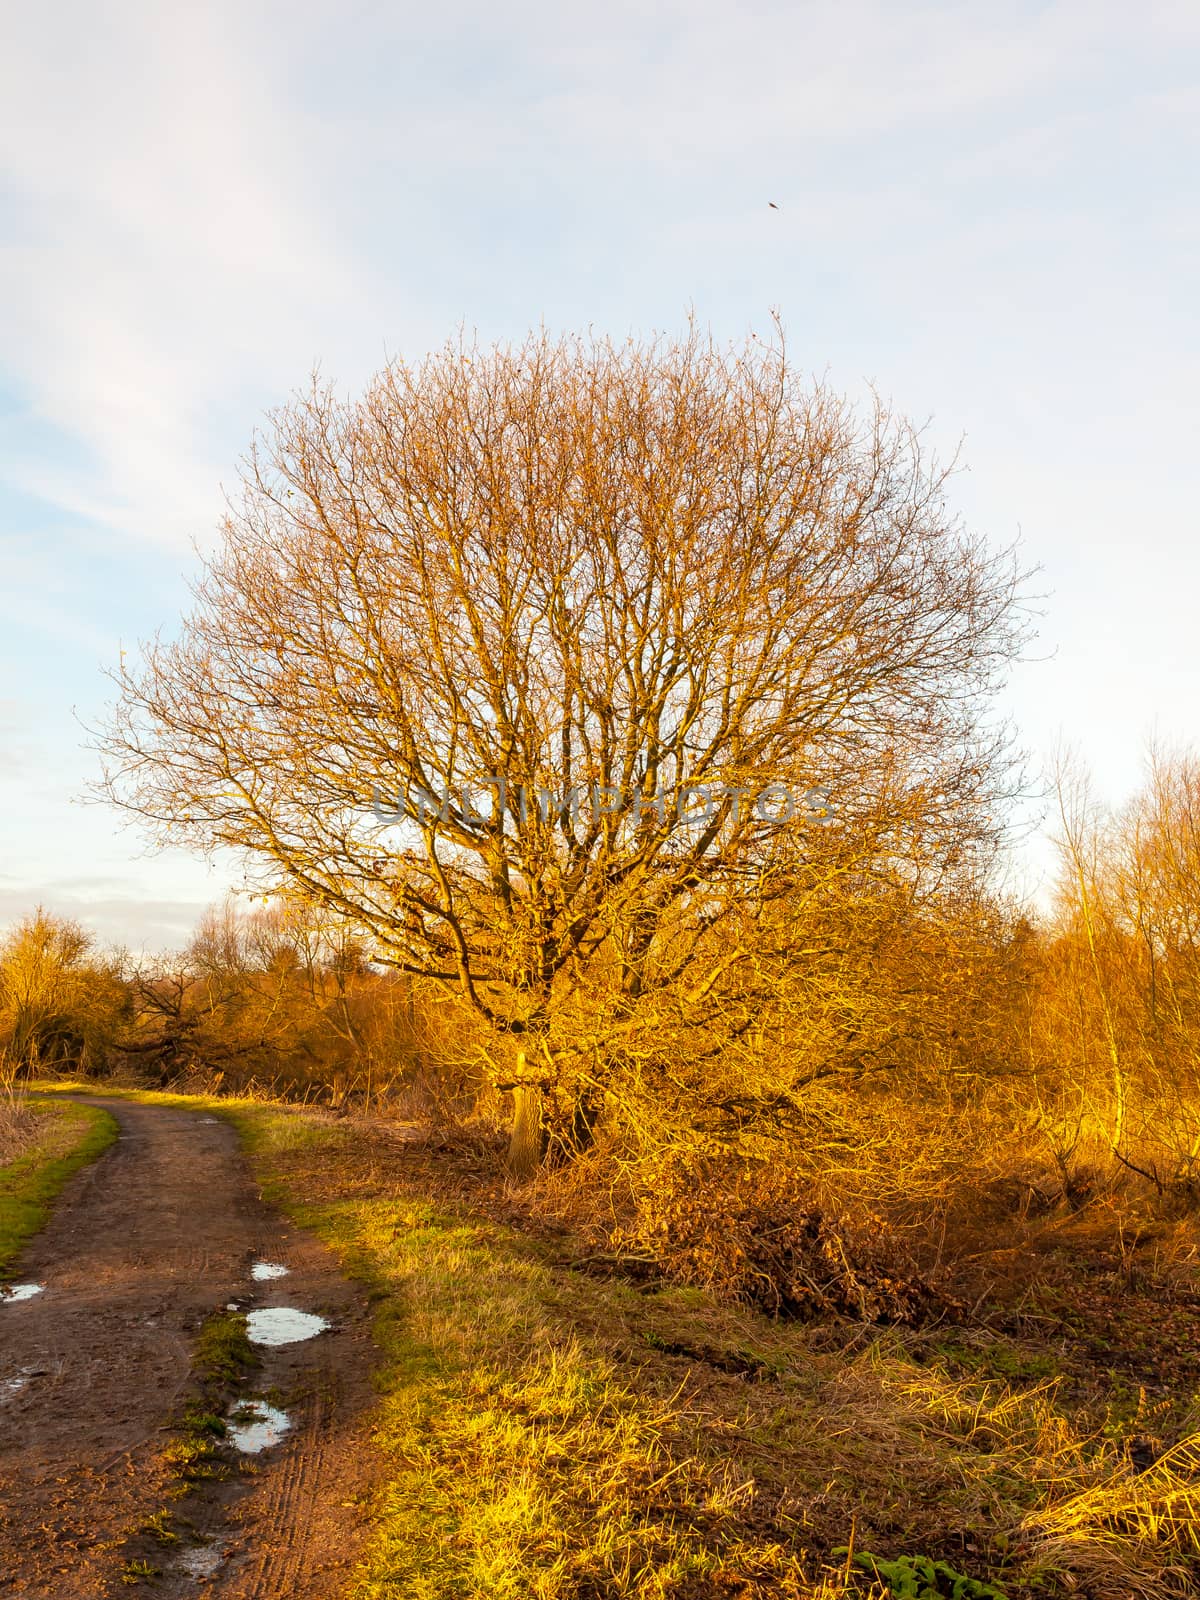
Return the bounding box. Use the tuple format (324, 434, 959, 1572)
(0, 1283, 44, 1303)
(251, 1261, 289, 1281)
(177, 1542, 223, 1579)
(246, 1307, 329, 1346)
(199, 1117, 220, 1125)
(228, 1398, 292, 1453)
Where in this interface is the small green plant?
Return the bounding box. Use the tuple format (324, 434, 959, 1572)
(120, 1558, 161, 1585)
(138, 1510, 178, 1545)
(182, 1404, 228, 1438)
(836, 1551, 1009, 1599)
(163, 1430, 224, 1482)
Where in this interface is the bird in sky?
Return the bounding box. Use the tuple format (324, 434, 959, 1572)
(768, 201, 779, 209)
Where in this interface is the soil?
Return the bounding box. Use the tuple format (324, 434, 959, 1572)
(0, 1098, 377, 1599)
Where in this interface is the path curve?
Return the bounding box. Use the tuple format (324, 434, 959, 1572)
(0, 1097, 376, 1598)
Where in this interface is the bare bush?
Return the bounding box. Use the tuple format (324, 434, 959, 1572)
(0, 909, 128, 1078)
(610, 1151, 950, 1324)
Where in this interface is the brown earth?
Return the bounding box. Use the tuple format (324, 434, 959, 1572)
(0, 1098, 378, 1599)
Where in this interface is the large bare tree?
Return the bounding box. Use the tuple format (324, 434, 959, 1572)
(99, 325, 1027, 1165)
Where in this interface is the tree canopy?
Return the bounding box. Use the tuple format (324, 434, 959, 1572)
(100, 325, 1027, 1161)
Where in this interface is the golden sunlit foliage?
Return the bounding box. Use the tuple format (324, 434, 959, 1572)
(1030, 748, 1200, 1202)
(0, 908, 128, 1080)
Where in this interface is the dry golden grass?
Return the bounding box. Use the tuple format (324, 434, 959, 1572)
(1022, 1431, 1200, 1598)
(0, 1068, 37, 1165)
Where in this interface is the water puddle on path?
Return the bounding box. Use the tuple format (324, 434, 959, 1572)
(246, 1307, 329, 1346)
(1, 1363, 47, 1401)
(228, 1399, 292, 1453)
(177, 1541, 224, 1579)
(0, 1283, 44, 1303)
(251, 1261, 289, 1281)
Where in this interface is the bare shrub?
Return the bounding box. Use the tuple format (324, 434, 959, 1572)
(607, 1152, 951, 1324)
(0, 910, 128, 1078)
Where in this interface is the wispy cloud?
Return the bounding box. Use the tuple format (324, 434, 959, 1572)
(2, 0, 1195, 551)
(0, 875, 215, 953)
(0, 3, 362, 545)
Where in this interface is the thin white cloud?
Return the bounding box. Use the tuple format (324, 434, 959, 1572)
(0, 878, 214, 953)
(0, 2, 363, 545)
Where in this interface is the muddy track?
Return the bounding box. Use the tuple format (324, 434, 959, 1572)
(0, 1098, 377, 1598)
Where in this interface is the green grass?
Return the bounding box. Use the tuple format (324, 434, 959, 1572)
(161, 1308, 259, 1486)
(120, 1557, 161, 1585)
(932, 1338, 1061, 1386)
(138, 1510, 180, 1546)
(193, 1306, 259, 1389)
(0, 1097, 118, 1277)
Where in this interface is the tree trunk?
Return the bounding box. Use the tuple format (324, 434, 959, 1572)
(507, 1054, 543, 1180)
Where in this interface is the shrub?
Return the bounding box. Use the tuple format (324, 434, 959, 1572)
(612, 1153, 951, 1325)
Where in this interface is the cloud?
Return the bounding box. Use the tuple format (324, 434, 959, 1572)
(0, 877, 215, 954)
(2, 0, 1196, 554)
(0, 3, 363, 546)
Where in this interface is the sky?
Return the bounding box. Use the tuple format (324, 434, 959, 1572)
(1, 0, 1198, 950)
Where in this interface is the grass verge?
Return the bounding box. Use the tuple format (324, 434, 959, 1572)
(0, 1097, 118, 1277)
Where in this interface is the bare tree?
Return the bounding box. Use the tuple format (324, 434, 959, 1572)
(0, 909, 127, 1076)
(1046, 748, 1200, 1187)
(1051, 754, 1133, 1153)
(99, 324, 1028, 1168)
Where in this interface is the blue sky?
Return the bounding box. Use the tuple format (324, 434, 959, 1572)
(1, 0, 1198, 948)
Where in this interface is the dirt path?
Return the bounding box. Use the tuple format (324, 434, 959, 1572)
(0, 1098, 377, 1599)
